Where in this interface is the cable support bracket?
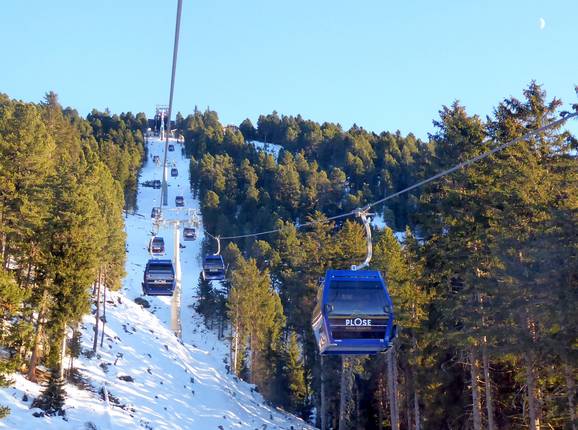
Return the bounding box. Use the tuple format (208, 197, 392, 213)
(351, 208, 375, 271)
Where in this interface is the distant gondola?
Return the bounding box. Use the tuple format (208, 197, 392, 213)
(202, 255, 225, 281)
(148, 236, 165, 256)
(152, 179, 162, 189)
(142, 259, 175, 296)
(183, 227, 196, 241)
(168, 144, 175, 151)
(312, 270, 395, 355)
(175, 196, 184, 207)
(171, 168, 178, 177)
(151, 207, 161, 219)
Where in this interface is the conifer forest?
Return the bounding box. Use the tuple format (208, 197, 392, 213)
(0, 82, 577, 429)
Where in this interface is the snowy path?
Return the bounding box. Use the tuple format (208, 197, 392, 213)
(0, 137, 314, 430)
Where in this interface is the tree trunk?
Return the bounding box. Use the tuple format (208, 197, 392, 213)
(338, 357, 347, 430)
(413, 384, 421, 430)
(231, 306, 240, 375)
(387, 348, 400, 430)
(250, 332, 257, 385)
(339, 356, 353, 430)
(320, 355, 327, 430)
(378, 389, 383, 429)
(68, 324, 78, 380)
(394, 349, 400, 426)
(526, 354, 541, 430)
(100, 284, 107, 348)
(411, 335, 421, 430)
(0, 234, 4, 267)
(59, 325, 67, 380)
(0, 203, 6, 266)
(218, 309, 224, 340)
(93, 272, 102, 353)
(564, 361, 576, 430)
(231, 324, 239, 375)
(376, 373, 387, 429)
(27, 288, 48, 382)
(355, 378, 361, 429)
(469, 346, 483, 430)
(24, 260, 33, 289)
(406, 397, 412, 430)
(482, 339, 496, 430)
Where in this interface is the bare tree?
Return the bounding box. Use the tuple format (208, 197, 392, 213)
(92, 269, 102, 353)
(564, 359, 576, 430)
(469, 346, 483, 430)
(27, 288, 49, 382)
(100, 283, 107, 348)
(387, 347, 400, 430)
(338, 357, 353, 430)
(320, 355, 327, 430)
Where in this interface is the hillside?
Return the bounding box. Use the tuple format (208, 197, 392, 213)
(0, 137, 313, 430)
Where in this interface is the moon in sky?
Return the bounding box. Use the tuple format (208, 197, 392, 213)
(539, 17, 546, 30)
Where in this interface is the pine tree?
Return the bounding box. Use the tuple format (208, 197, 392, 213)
(415, 100, 501, 430)
(195, 274, 216, 326)
(0, 98, 55, 272)
(239, 118, 257, 141)
(228, 257, 285, 389)
(372, 227, 431, 430)
(283, 332, 308, 416)
(0, 268, 26, 397)
(484, 82, 575, 429)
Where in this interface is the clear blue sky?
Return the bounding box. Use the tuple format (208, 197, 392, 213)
(2, 0, 576, 139)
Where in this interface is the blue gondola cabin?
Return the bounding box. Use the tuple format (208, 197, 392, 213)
(183, 227, 196, 240)
(148, 236, 165, 256)
(312, 270, 395, 355)
(142, 259, 175, 296)
(202, 255, 226, 281)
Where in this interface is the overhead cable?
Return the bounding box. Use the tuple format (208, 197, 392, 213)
(160, 0, 184, 206)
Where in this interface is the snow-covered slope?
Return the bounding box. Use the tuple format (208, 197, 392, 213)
(0, 137, 314, 430)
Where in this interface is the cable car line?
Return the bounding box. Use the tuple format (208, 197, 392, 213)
(159, 0, 184, 207)
(142, 0, 184, 304)
(205, 111, 577, 242)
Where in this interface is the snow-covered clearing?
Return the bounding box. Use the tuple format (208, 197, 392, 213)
(248, 141, 282, 159)
(0, 137, 314, 430)
(371, 214, 406, 242)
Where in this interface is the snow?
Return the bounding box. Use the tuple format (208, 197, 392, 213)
(371, 214, 406, 242)
(371, 213, 388, 230)
(0, 137, 314, 430)
(248, 141, 283, 159)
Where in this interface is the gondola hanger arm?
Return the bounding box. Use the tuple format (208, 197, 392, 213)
(351, 209, 375, 271)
